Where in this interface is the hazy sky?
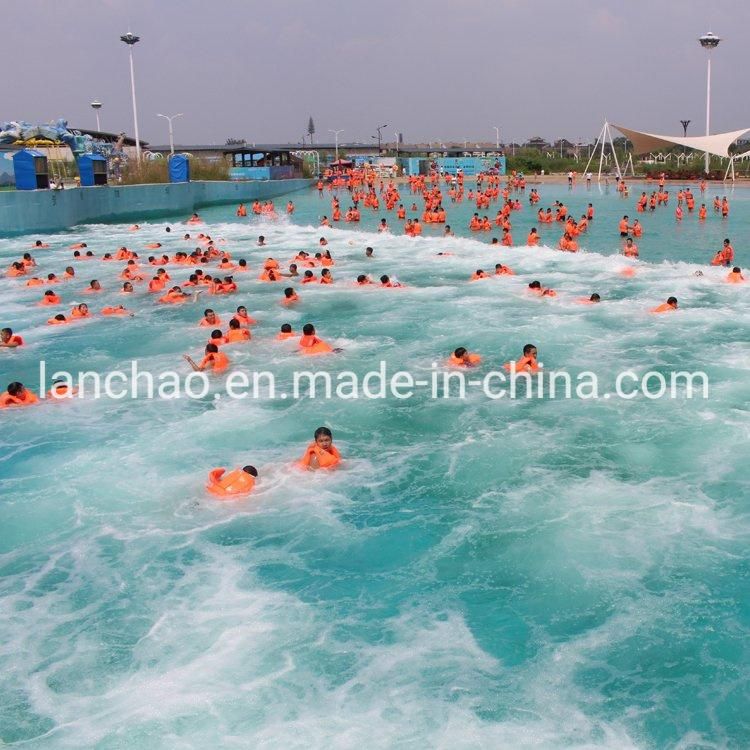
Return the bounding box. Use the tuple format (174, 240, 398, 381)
(5, 0, 747, 147)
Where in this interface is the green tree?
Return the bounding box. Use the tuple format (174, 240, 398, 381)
(307, 116, 315, 145)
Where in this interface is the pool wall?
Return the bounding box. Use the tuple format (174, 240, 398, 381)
(0, 178, 312, 236)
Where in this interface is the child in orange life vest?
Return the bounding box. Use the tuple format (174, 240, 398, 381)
(225, 318, 252, 343)
(528, 280, 556, 297)
(726, 266, 745, 284)
(232, 305, 256, 327)
(0, 381, 39, 408)
(298, 426, 341, 470)
(505, 343, 540, 373)
(1, 328, 24, 347)
(276, 323, 296, 340)
(206, 465, 257, 498)
(282, 287, 299, 305)
(651, 296, 678, 313)
(184, 343, 229, 373)
(298, 323, 336, 355)
(449, 347, 482, 367)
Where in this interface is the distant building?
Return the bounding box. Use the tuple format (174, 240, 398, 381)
(524, 136, 551, 150)
(551, 138, 577, 157)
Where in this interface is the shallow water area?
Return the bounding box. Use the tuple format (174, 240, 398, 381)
(1, 179, 749, 749)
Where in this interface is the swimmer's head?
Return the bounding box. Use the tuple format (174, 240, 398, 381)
(280, 323, 292, 333)
(454, 347, 467, 359)
(528, 281, 541, 290)
(314, 426, 333, 449)
(228, 318, 240, 330)
(667, 296, 678, 307)
(205, 343, 219, 354)
(284, 287, 295, 298)
(365, 247, 374, 256)
(242, 465, 258, 477)
(733, 266, 741, 273)
(380, 275, 390, 284)
(302, 323, 315, 336)
(590, 293, 601, 303)
(7, 381, 24, 396)
(523, 344, 537, 357)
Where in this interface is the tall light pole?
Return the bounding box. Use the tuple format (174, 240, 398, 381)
(493, 126, 500, 150)
(157, 113, 183, 155)
(372, 123, 388, 154)
(91, 100, 102, 131)
(699, 31, 721, 174)
(328, 129, 344, 161)
(120, 32, 142, 163)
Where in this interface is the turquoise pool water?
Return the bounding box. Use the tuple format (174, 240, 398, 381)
(1, 180, 749, 748)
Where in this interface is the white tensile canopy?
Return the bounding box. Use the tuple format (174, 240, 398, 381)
(612, 124, 750, 159)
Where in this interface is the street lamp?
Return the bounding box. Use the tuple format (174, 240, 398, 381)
(157, 113, 183, 155)
(91, 100, 102, 131)
(120, 32, 142, 163)
(493, 126, 500, 150)
(328, 129, 344, 161)
(371, 124, 388, 154)
(699, 31, 721, 174)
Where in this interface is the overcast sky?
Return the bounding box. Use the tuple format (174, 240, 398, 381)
(5, 0, 746, 147)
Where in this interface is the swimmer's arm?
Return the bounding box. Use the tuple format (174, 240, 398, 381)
(183, 355, 204, 372)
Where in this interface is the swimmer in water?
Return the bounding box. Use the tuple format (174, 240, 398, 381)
(257, 235, 266, 246)
(206, 465, 258, 498)
(505, 343, 540, 373)
(576, 293, 601, 305)
(365, 247, 374, 258)
(276, 323, 296, 340)
(184, 343, 229, 373)
(528, 280, 556, 297)
(199, 309, 222, 327)
(449, 347, 482, 367)
(651, 296, 678, 313)
(282, 287, 299, 305)
(298, 426, 341, 470)
(1, 327, 24, 347)
(298, 323, 341, 355)
(0, 381, 39, 408)
(726, 266, 746, 284)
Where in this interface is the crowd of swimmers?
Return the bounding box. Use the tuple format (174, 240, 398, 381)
(2, 172, 745, 495)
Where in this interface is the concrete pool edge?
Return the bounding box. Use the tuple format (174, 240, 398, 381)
(0, 178, 313, 236)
